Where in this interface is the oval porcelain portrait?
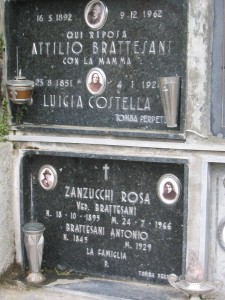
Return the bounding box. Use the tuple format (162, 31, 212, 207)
(84, 0, 108, 30)
(218, 219, 225, 251)
(86, 67, 106, 95)
(157, 174, 181, 205)
(38, 165, 58, 191)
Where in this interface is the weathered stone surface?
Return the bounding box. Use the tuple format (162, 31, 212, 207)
(0, 142, 14, 275)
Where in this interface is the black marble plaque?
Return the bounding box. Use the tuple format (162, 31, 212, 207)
(6, 0, 187, 139)
(22, 153, 187, 283)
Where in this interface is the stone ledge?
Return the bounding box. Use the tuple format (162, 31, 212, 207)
(1, 276, 224, 299)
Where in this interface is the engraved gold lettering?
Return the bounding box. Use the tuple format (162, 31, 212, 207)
(43, 95, 83, 108)
(91, 40, 171, 56)
(110, 228, 148, 241)
(66, 224, 105, 235)
(121, 191, 151, 205)
(65, 186, 114, 202)
(31, 41, 83, 55)
(97, 249, 127, 260)
(88, 96, 151, 111)
(94, 204, 137, 216)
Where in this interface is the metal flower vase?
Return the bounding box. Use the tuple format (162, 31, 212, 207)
(22, 221, 46, 283)
(158, 76, 181, 128)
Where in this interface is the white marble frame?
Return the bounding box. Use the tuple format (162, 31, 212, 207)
(84, 0, 108, 30)
(200, 156, 225, 284)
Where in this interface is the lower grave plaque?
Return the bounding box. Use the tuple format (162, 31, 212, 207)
(22, 153, 188, 283)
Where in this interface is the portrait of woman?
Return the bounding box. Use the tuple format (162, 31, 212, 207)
(84, 0, 108, 30)
(162, 181, 177, 200)
(157, 174, 181, 205)
(38, 165, 58, 191)
(86, 67, 106, 95)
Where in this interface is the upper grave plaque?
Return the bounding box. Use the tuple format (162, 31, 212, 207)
(6, 0, 187, 139)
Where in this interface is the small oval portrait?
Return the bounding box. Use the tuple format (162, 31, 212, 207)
(86, 67, 106, 95)
(157, 174, 181, 205)
(38, 165, 57, 191)
(84, 0, 108, 30)
(217, 219, 225, 251)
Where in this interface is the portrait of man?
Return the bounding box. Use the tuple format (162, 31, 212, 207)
(86, 67, 106, 95)
(88, 3, 102, 25)
(41, 169, 53, 188)
(38, 165, 57, 191)
(84, 0, 108, 30)
(157, 174, 181, 205)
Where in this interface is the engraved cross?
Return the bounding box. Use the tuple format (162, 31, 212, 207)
(103, 164, 110, 181)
